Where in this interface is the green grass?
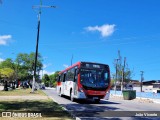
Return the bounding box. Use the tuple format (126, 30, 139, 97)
(0, 88, 73, 120)
(0, 99, 62, 111)
(0, 88, 46, 96)
(0, 100, 73, 119)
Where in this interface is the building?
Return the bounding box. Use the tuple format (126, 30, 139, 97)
(133, 80, 160, 93)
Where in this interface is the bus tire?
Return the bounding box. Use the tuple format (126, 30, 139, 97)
(70, 89, 74, 102)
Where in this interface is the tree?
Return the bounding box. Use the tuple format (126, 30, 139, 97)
(0, 68, 14, 79)
(49, 71, 60, 87)
(0, 68, 14, 91)
(15, 52, 43, 81)
(0, 58, 15, 69)
(42, 74, 50, 87)
(0, 59, 16, 90)
(0, 52, 43, 90)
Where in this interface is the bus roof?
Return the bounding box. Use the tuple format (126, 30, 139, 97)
(59, 61, 81, 74)
(59, 61, 109, 74)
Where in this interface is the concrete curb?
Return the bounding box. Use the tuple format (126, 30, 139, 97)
(43, 89, 81, 120)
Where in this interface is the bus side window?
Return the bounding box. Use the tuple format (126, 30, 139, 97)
(67, 69, 74, 81)
(74, 69, 78, 82)
(57, 75, 60, 82)
(70, 68, 75, 81)
(63, 73, 66, 82)
(60, 74, 63, 82)
(66, 71, 69, 81)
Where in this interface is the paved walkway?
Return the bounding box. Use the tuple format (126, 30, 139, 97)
(0, 95, 49, 101)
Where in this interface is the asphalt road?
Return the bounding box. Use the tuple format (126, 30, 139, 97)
(43, 88, 160, 120)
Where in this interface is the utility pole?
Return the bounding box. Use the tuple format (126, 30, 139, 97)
(121, 57, 126, 91)
(140, 71, 144, 92)
(118, 50, 122, 90)
(114, 58, 119, 94)
(32, 0, 56, 93)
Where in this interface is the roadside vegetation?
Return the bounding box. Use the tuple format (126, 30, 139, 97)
(0, 88, 73, 120)
(0, 52, 72, 119)
(0, 52, 60, 92)
(42, 71, 60, 88)
(0, 52, 43, 91)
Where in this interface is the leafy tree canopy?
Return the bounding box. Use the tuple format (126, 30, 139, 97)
(0, 68, 14, 79)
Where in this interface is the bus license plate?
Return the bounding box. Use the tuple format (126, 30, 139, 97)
(93, 97, 98, 100)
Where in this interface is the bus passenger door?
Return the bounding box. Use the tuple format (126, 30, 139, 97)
(56, 75, 61, 93)
(73, 69, 78, 96)
(61, 73, 66, 95)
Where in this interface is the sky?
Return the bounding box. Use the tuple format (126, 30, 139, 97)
(0, 0, 160, 81)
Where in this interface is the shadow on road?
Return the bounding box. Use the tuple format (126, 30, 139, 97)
(99, 100, 120, 105)
(61, 95, 120, 105)
(59, 97, 160, 119)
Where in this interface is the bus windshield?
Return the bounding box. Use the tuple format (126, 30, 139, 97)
(80, 69, 109, 89)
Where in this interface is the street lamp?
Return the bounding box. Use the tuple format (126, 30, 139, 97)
(32, 0, 56, 92)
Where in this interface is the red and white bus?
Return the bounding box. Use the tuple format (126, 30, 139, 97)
(56, 61, 111, 103)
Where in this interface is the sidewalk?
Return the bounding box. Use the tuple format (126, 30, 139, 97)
(110, 94, 160, 104)
(152, 99, 160, 104)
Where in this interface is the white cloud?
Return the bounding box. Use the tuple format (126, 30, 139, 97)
(43, 63, 52, 69)
(43, 64, 47, 69)
(0, 58, 4, 62)
(43, 70, 55, 75)
(63, 64, 69, 68)
(39, 70, 55, 79)
(0, 35, 12, 45)
(85, 24, 115, 37)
